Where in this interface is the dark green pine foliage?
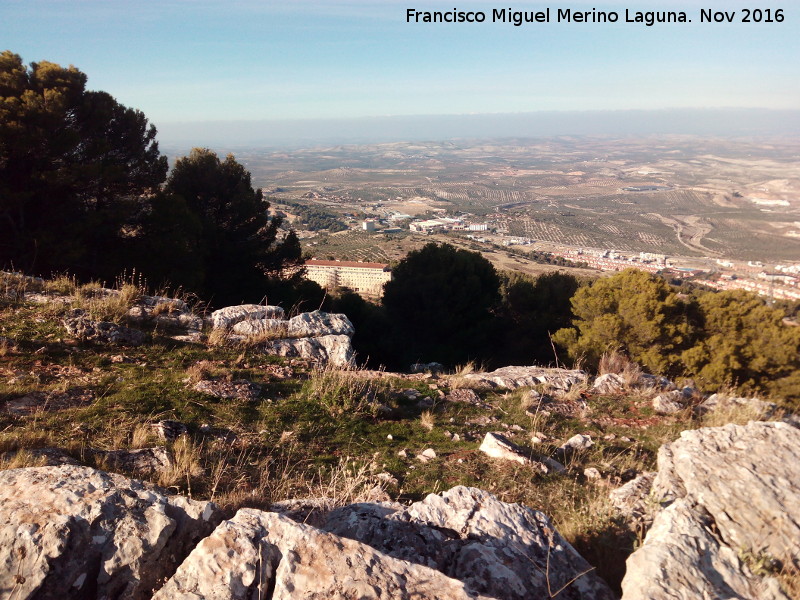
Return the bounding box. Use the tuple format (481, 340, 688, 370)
(0, 51, 168, 278)
(163, 148, 305, 307)
(382, 242, 501, 369)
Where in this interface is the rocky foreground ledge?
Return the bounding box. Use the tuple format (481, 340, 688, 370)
(2, 419, 799, 599)
(0, 466, 614, 600)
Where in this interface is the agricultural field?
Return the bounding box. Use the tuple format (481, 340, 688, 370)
(214, 136, 800, 263)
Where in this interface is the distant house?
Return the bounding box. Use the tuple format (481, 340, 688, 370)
(305, 259, 392, 296)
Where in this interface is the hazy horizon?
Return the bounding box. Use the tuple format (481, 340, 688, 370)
(157, 107, 800, 152)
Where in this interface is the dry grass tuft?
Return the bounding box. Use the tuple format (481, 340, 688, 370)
(306, 364, 385, 417)
(158, 436, 204, 492)
(420, 410, 435, 431)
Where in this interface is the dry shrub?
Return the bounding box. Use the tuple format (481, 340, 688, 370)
(306, 363, 384, 417)
(0, 449, 49, 470)
(307, 454, 388, 509)
(448, 360, 490, 390)
(158, 436, 204, 491)
(186, 360, 215, 383)
(420, 410, 435, 431)
(206, 327, 230, 348)
(599, 349, 643, 388)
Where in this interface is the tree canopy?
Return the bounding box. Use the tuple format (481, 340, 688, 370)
(553, 269, 693, 374)
(0, 51, 167, 277)
(163, 148, 306, 306)
(382, 242, 501, 367)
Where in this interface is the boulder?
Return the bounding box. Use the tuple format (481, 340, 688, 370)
(323, 486, 615, 600)
(460, 366, 588, 391)
(591, 372, 626, 394)
(479, 432, 565, 474)
(287, 310, 354, 338)
(210, 304, 284, 330)
(63, 310, 146, 346)
(231, 318, 287, 337)
(621, 421, 800, 599)
(153, 508, 495, 600)
(0, 466, 220, 600)
(652, 390, 686, 414)
(193, 378, 262, 401)
(259, 334, 355, 367)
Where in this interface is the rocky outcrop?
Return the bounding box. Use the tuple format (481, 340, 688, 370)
(0, 466, 220, 600)
(260, 333, 355, 367)
(193, 378, 262, 401)
(157, 486, 614, 600)
(212, 305, 355, 366)
(210, 304, 285, 330)
(127, 295, 203, 339)
(479, 432, 565, 474)
(63, 310, 146, 346)
(460, 366, 588, 391)
(287, 310, 355, 337)
(621, 421, 800, 600)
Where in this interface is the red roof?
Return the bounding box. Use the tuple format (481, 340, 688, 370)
(306, 259, 389, 269)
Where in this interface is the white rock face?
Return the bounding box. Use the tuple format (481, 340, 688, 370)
(591, 372, 626, 394)
(210, 304, 285, 329)
(287, 310, 355, 338)
(621, 421, 800, 600)
(260, 334, 355, 367)
(479, 432, 565, 474)
(154, 508, 495, 600)
(699, 393, 777, 418)
(231, 317, 287, 336)
(158, 487, 614, 600)
(652, 390, 686, 414)
(461, 366, 587, 391)
(0, 466, 220, 600)
(326, 486, 614, 600)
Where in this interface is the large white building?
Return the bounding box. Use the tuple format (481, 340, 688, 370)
(305, 259, 392, 296)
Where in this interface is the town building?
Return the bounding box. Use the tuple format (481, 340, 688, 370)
(305, 259, 392, 297)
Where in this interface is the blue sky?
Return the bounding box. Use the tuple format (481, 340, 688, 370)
(2, 0, 798, 127)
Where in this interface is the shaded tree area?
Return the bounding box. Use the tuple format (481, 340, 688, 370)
(381, 243, 501, 368)
(495, 271, 580, 366)
(0, 51, 167, 279)
(279, 200, 347, 232)
(162, 149, 313, 307)
(1, 52, 320, 310)
(553, 269, 800, 401)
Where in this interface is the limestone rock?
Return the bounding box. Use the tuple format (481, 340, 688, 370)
(3, 388, 95, 415)
(93, 446, 173, 476)
(652, 390, 686, 414)
(479, 432, 564, 474)
(259, 334, 354, 367)
(211, 304, 284, 330)
(622, 499, 789, 600)
(325, 486, 615, 600)
(0, 466, 220, 600)
(591, 372, 626, 394)
(153, 419, 189, 442)
(609, 471, 656, 519)
(193, 378, 262, 401)
(410, 361, 445, 374)
(446, 388, 487, 407)
(231, 318, 287, 337)
(461, 366, 587, 391)
(698, 393, 777, 418)
(154, 508, 495, 600)
(559, 433, 594, 453)
(621, 421, 800, 599)
(287, 310, 354, 338)
(63, 310, 146, 346)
